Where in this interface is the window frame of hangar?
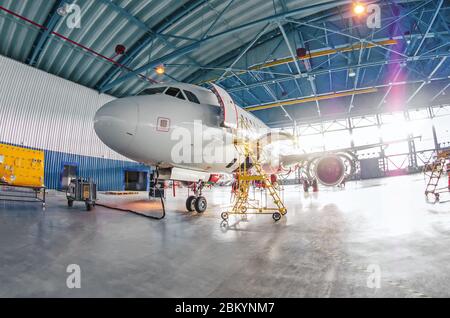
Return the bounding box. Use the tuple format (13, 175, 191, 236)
(165, 87, 186, 100)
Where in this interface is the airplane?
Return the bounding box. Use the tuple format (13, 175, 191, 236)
(93, 83, 362, 213)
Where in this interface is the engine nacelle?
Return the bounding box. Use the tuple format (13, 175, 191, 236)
(314, 155, 346, 186)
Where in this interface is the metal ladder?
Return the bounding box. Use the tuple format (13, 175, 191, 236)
(242, 141, 286, 214)
(424, 150, 450, 202)
(221, 121, 287, 222)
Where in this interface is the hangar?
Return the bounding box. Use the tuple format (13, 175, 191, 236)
(0, 0, 449, 299)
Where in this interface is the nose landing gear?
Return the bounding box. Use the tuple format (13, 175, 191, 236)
(186, 195, 197, 212)
(194, 196, 207, 213)
(185, 180, 208, 213)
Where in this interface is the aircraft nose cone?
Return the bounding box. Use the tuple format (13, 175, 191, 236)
(94, 99, 138, 155)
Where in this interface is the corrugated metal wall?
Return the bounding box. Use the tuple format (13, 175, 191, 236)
(0, 55, 150, 191)
(44, 149, 149, 191)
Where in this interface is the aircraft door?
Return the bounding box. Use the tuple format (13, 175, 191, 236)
(211, 84, 238, 129)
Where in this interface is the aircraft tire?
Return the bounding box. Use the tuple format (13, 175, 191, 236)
(194, 196, 207, 213)
(186, 196, 197, 212)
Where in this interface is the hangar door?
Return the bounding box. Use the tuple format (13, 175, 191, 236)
(60, 163, 78, 190)
(124, 170, 147, 191)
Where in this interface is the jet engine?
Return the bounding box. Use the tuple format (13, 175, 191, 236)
(314, 155, 346, 186)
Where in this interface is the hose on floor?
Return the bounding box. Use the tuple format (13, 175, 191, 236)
(96, 197, 165, 220)
(97, 171, 166, 220)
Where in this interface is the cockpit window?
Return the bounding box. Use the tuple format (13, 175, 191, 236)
(184, 90, 200, 104)
(165, 87, 185, 100)
(139, 87, 166, 95)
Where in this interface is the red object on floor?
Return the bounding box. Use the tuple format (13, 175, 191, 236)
(447, 163, 450, 190)
(312, 179, 319, 192)
(303, 179, 309, 192)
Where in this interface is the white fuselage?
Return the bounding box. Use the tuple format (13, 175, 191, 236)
(94, 83, 270, 180)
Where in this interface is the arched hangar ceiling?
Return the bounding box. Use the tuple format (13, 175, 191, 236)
(0, 0, 449, 127)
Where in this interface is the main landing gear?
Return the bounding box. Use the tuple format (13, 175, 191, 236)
(186, 180, 207, 213)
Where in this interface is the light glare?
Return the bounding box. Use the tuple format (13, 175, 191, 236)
(353, 3, 366, 15)
(155, 65, 165, 75)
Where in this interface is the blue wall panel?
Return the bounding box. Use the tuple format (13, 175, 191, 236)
(44, 149, 151, 191)
(1, 141, 150, 191)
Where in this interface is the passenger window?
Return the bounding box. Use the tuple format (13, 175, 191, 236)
(165, 87, 185, 100)
(139, 87, 166, 95)
(184, 90, 200, 104)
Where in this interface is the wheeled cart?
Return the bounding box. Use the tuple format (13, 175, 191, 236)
(66, 178, 97, 211)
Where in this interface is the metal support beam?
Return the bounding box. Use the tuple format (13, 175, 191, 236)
(99, 0, 351, 93)
(432, 124, 440, 151)
(217, 23, 271, 82)
(225, 50, 450, 94)
(245, 72, 450, 112)
(414, 0, 444, 57)
(198, 38, 397, 84)
(432, 83, 450, 101)
(27, 0, 66, 66)
(97, 0, 197, 42)
(285, 18, 409, 58)
(245, 88, 378, 112)
(277, 22, 302, 75)
(377, 66, 404, 109)
(201, 0, 235, 40)
(96, 0, 208, 91)
(279, 21, 323, 116)
(406, 56, 447, 104)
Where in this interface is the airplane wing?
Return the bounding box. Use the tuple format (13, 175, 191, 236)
(257, 131, 295, 148)
(280, 136, 422, 167)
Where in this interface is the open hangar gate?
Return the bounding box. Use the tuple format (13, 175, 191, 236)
(0, 0, 450, 299)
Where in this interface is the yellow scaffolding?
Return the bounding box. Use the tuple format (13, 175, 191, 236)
(221, 121, 287, 222)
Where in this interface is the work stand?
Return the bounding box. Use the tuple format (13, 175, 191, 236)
(0, 183, 46, 209)
(221, 120, 287, 222)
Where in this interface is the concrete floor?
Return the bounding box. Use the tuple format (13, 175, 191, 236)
(1, 174, 450, 298)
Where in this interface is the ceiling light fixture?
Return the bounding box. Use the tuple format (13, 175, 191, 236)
(353, 2, 366, 15)
(155, 65, 165, 75)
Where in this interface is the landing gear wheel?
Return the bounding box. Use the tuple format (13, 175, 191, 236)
(68, 200, 73, 207)
(272, 212, 282, 222)
(221, 212, 229, 220)
(194, 196, 207, 213)
(186, 196, 197, 212)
